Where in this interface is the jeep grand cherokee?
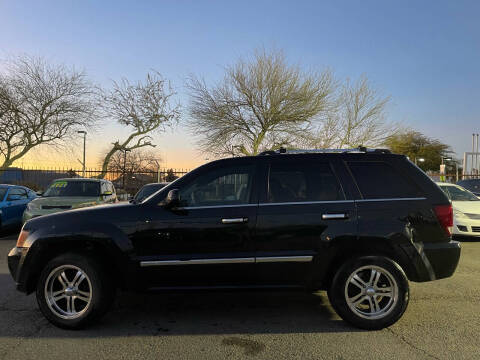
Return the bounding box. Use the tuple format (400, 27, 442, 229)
(8, 148, 460, 330)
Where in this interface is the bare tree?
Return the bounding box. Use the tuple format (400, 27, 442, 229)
(0, 55, 97, 170)
(97, 72, 179, 178)
(106, 148, 160, 173)
(187, 49, 335, 157)
(306, 76, 396, 149)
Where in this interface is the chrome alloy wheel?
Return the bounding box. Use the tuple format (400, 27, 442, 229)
(344, 265, 399, 320)
(44, 265, 93, 320)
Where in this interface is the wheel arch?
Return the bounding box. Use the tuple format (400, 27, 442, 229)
(22, 236, 128, 294)
(317, 237, 418, 290)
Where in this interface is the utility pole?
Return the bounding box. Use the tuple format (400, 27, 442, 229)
(77, 131, 87, 177)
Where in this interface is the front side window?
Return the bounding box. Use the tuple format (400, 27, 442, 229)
(267, 161, 344, 203)
(348, 161, 421, 199)
(179, 164, 253, 207)
(43, 181, 101, 197)
(7, 188, 28, 200)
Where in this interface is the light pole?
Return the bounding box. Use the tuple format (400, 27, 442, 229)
(122, 149, 131, 190)
(441, 157, 453, 182)
(77, 131, 87, 177)
(415, 157, 425, 166)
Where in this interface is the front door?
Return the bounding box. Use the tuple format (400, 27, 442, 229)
(3, 187, 29, 226)
(254, 157, 357, 286)
(135, 161, 258, 288)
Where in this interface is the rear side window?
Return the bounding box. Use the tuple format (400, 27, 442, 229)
(268, 161, 344, 203)
(348, 161, 421, 199)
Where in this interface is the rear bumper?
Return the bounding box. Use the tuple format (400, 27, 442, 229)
(423, 240, 461, 280)
(401, 240, 461, 282)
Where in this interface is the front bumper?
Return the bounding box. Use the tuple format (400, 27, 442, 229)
(7, 247, 28, 292)
(452, 217, 480, 237)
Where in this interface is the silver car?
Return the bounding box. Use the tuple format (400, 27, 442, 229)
(23, 178, 117, 222)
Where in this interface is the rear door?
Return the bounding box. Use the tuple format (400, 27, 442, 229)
(254, 156, 357, 286)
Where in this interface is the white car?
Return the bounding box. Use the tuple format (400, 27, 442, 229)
(437, 182, 480, 237)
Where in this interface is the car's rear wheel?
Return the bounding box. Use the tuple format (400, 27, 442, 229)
(36, 253, 114, 329)
(328, 256, 409, 330)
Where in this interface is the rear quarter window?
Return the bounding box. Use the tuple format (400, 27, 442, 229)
(348, 161, 422, 199)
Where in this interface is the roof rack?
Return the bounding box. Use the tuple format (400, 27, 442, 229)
(257, 147, 391, 156)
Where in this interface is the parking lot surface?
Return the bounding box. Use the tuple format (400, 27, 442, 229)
(0, 231, 479, 360)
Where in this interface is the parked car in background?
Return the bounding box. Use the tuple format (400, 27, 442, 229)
(456, 179, 480, 196)
(23, 178, 117, 222)
(8, 148, 460, 330)
(132, 182, 169, 203)
(437, 182, 480, 238)
(0, 185, 37, 230)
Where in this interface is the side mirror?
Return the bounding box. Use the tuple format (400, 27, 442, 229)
(164, 189, 180, 208)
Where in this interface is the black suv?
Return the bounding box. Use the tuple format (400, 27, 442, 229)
(8, 148, 460, 330)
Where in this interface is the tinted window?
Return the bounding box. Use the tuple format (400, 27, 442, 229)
(43, 181, 101, 197)
(457, 180, 480, 193)
(134, 184, 166, 202)
(179, 165, 253, 207)
(348, 161, 421, 199)
(268, 161, 344, 203)
(7, 188, 28, 200)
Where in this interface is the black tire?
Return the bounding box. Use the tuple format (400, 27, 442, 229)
(36, 252, 114, 329)
(328, 256, 409, 330)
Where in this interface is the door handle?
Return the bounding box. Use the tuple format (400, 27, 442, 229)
(221, 217, 248, 224)
(322, 213, 348, 220)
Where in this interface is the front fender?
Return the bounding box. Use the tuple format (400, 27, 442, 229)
(17, 220, 136, 294)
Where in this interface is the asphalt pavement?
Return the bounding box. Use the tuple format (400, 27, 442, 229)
(0, 230, 479, 359)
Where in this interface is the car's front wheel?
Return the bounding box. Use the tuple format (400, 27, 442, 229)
(36, 252, 114, 329)
(328, 256, 409, 330)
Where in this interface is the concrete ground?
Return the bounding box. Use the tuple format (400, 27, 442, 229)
(0, 230, 479, 360)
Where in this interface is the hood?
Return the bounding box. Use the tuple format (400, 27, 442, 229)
(30, 196, 100, 209)
(452, 200, 480, 214)
(23, 201, 139, 232)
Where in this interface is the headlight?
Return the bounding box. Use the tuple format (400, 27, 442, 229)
(26, 202, 39, 211)
(454, 209, 467, 218)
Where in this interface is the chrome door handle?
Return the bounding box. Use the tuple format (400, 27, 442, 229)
(221, 217, 248, 224)
(322, 213, 347, 220)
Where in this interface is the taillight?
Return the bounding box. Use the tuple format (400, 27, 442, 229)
(433, 204, 453, 236)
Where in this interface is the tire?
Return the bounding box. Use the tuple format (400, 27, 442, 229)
(328, 255, 409, 330)
(36, 252, 114, 329)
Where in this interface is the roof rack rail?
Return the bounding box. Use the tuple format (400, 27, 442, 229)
(257, 147, 391, 156)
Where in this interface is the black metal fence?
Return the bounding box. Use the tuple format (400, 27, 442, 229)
(0, 167, 190, 195)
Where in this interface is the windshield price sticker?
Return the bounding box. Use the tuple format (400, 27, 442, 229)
(52, 181, 68, 188)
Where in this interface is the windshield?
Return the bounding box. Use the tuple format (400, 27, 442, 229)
(0, 188, 7, 201)
(43, 180, 101, 197)
(440, 185, 479, 201)
(134, 184, 166, 202)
